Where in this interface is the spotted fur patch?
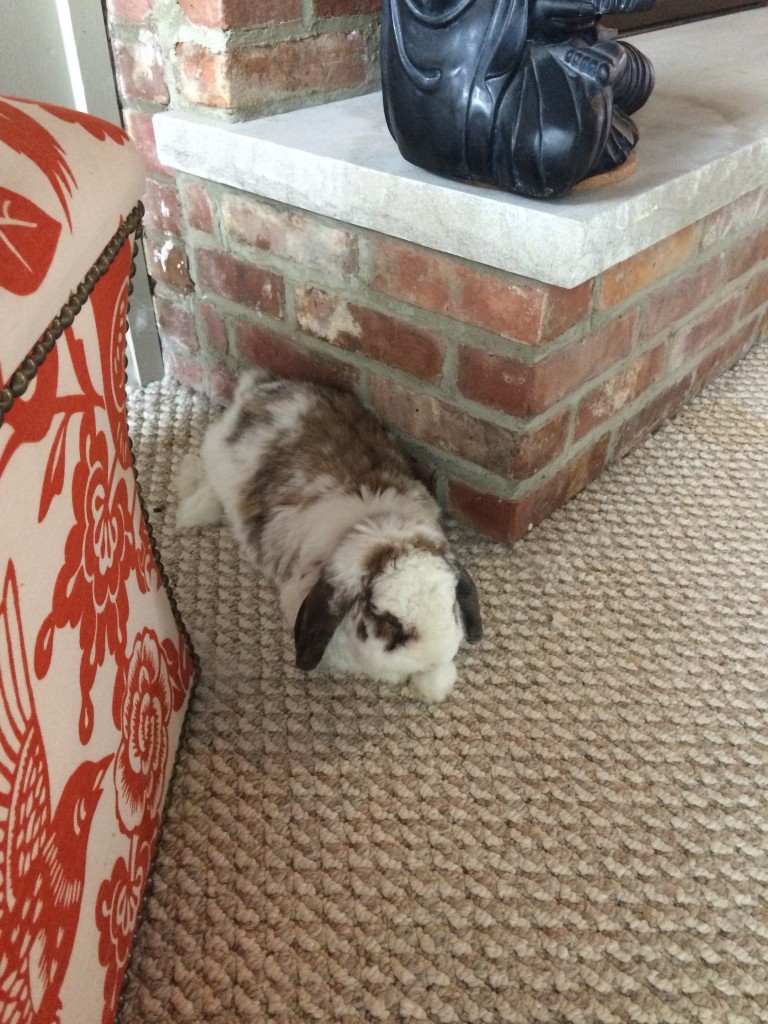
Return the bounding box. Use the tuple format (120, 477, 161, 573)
(370, 607, 416, 651)
(362, 536, 447, 584)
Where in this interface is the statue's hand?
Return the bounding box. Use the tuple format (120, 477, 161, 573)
(528, 1, 598, 41)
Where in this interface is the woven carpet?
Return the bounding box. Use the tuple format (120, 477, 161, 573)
(120, 343, 768, 1024)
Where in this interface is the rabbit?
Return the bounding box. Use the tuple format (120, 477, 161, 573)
(175, 369, 482, 704)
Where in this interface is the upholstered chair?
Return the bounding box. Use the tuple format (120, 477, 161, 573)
(0, 95, 196, 1023)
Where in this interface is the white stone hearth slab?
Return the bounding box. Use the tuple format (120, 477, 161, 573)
(155, 10, 768, 288)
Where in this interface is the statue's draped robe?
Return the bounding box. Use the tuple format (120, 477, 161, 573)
(382, 0, 652, 198)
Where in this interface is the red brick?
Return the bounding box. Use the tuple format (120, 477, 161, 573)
(176, 46, 228, 109)
(236, 322, 357, 391)
(463, 271, 591, 344)
(314, 0, 379, 14)
(177, 33, 367, 109)
(163, 348, 204, 392)
(106, 0, 152, 21)
(723, 224, 768, 283)
(700, 188, 763, 250)
(154, 295, 197, 351)
(296, 288, 445, 381)
(574, 344, 666, 440)
(447, 484, 519, 544)
(372, 239, 451, 318)
(371, 238, 591, 344)
(449, 438, 609, 543)
(185, 184, 215, 234)
(741, 266, 768, 320)
(513, 439, 609, 535)
(241, 31, 368, 94)
(210, 365, 238, 405)
(123, 110, 173, 176)
(458, 347, 530, 417)
(112, 36, 168, 105)
(143, 178, 182, 235)
(614, 374, 692, 458)
(459, 311, 638, 417)
(600, 226, 698, 309)
(223, 197, 357, 274)
(512, 411, 572, 479)
(146, 235, 194, 293)
(369, 376, 568, 479)
(641, 256, 723, 338)
(199, 303, 228, 355)
(196, 249, 283, 316)
(668, 292, 743, 370)
(180, 0, 300, 29)
(690, 318, 759, 395)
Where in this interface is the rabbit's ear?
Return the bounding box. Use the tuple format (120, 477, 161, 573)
(294, 576, 349, 670)
(452, 561, 483, 644)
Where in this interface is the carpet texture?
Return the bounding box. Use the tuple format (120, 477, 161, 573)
(120, 343, 768, 1024)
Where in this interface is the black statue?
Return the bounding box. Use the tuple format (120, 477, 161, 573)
(381, 0, 656, 199)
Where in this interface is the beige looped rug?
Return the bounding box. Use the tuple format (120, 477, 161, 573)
(121, 343, 768, 1024)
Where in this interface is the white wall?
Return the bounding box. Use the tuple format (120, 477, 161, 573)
(0, 0, 77, 105)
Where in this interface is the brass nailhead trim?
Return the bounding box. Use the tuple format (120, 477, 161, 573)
(0, 202, 144, 428)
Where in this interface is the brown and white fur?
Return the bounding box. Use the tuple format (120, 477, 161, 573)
(175, 370, 482, 703)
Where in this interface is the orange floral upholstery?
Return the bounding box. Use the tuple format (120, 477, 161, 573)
(0, 97, 196, 1023)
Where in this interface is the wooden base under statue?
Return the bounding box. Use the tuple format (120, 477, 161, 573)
(574, 150, 638, 192)
(451, 150, 638, 198)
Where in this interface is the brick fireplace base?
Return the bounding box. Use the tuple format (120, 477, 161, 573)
(151, 12, 768, 542)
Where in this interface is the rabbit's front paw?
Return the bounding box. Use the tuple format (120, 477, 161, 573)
(175, 453, 206, 499)
(408, 663, 457, 705)
(174, 453, 223, 529)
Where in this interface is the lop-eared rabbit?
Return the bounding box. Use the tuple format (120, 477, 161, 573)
(175, 371, 482, 703)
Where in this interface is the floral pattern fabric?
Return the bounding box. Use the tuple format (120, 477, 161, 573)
(0, 96, 145, 376)
(0, 100, 194, 1024)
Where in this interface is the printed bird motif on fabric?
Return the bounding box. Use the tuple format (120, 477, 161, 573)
(0, 560, 112, 1024)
